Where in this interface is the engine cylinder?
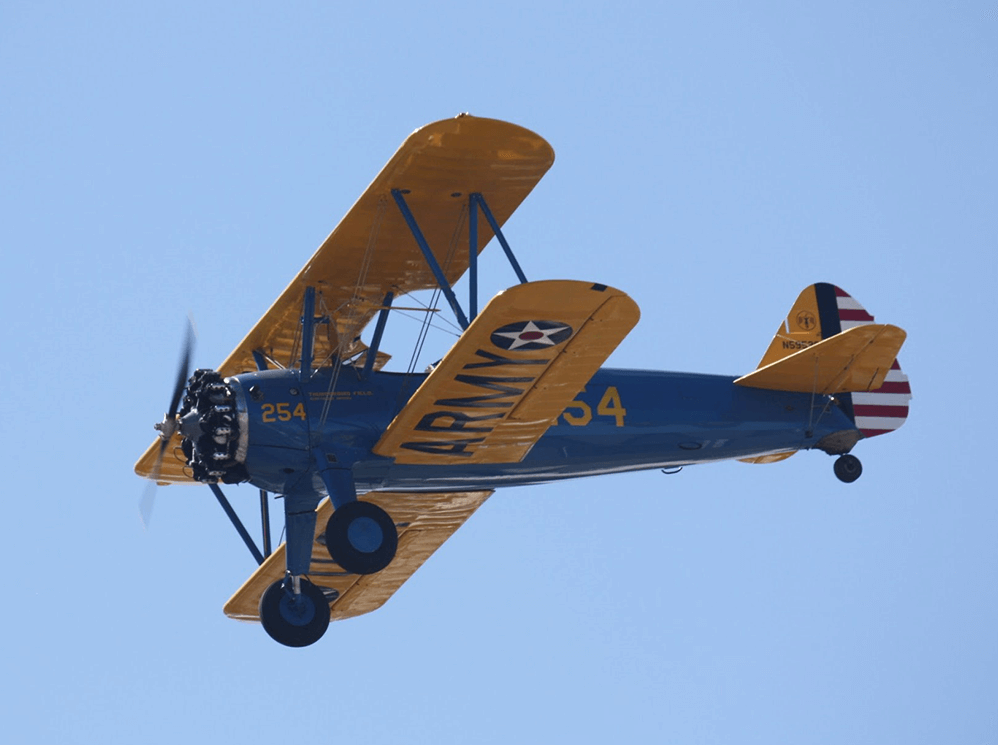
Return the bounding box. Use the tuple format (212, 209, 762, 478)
(179, 369, 249, 484)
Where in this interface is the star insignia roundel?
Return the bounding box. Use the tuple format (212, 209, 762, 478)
(490, 320, 573, 351)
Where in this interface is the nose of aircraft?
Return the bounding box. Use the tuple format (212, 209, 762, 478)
(176, 369, 248, 484)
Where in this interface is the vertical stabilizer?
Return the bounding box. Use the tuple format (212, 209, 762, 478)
(756, 283, 911, 438)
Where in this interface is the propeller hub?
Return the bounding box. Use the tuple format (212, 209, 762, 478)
(140, 319, 198, 527)
(153, 417, 179, 441)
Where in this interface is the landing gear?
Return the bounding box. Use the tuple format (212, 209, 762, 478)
(259, 577, 330, 647)
(324, 500, 398, 575)
(834, 454, 863, 483)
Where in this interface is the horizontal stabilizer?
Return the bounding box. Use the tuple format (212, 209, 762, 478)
(733, 323, 906, 394)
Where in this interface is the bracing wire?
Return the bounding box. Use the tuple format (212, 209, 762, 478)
(390, 202, 469, 417)
(317, 196, 387, 430)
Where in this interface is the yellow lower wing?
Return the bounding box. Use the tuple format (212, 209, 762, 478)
(373, 280, 640, 465)
(734, 324, 906, 394)
(224, 491, 492, 622)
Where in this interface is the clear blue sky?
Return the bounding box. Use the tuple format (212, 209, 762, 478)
(2, 2, 995, 743)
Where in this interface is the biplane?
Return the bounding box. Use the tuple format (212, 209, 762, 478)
(136, 115, 911, 647)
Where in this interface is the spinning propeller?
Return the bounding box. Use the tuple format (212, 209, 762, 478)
(139, 320, 196, 527)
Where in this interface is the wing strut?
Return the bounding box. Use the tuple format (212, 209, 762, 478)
(391, 189, 530, 331)
(299, 285, 316, 375)
(469, 193, 478, 320)
(467, 193, 528, 321)
(471, 193, 528, 285)
(259, 489, 272, 558)
(392, 189, 470, 330)
(362, 291, 394, 378)
(209, 483, 266, 566)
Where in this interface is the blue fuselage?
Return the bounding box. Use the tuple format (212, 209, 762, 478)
(226, 367, 856, 497)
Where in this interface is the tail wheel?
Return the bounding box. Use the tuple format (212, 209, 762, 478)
(325, 500, 398, 575)
(834, 454, 863, 483)
(259, 578, 330, 647)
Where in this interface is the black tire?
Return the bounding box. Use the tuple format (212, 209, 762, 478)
(259, 578, 330, 647)
(325, 500, 398, 575)
(834, 454, 863, 483)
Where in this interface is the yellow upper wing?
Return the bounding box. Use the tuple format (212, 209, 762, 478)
(373, 280, 640, 465)
(136, 115, 554, 484)
(224, 491, 492, 622)
(734, 324, 907, 394)
(216, 115, 555, 378)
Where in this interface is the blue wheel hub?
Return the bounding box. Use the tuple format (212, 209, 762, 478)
(347, 516, 384, 553)
(278, 591, 316, 626)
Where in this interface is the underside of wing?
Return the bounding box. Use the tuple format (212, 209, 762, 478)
(373, 280, 640, 465)
(733, 324, 907, 394)
(224, 490, 492, 622)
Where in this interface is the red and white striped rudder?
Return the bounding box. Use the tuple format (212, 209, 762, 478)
(831, 285, 911, 437)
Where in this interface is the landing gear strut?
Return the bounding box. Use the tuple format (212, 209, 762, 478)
(325, 500, 398, 575)
(259, 576, 330, 647)
(834, 453, 863, 483)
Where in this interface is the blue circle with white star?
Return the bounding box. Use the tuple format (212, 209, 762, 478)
(490, 320, 573, 351)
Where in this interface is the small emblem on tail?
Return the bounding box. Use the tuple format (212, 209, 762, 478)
(796, 311, 817, 331)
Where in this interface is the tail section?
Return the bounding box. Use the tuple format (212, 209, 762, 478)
(745, 283, 911, 438)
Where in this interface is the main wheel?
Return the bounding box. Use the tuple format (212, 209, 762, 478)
(834, 454, 863, 483)
(259, 578, 330, 647)
(325, 500, 398, 575)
